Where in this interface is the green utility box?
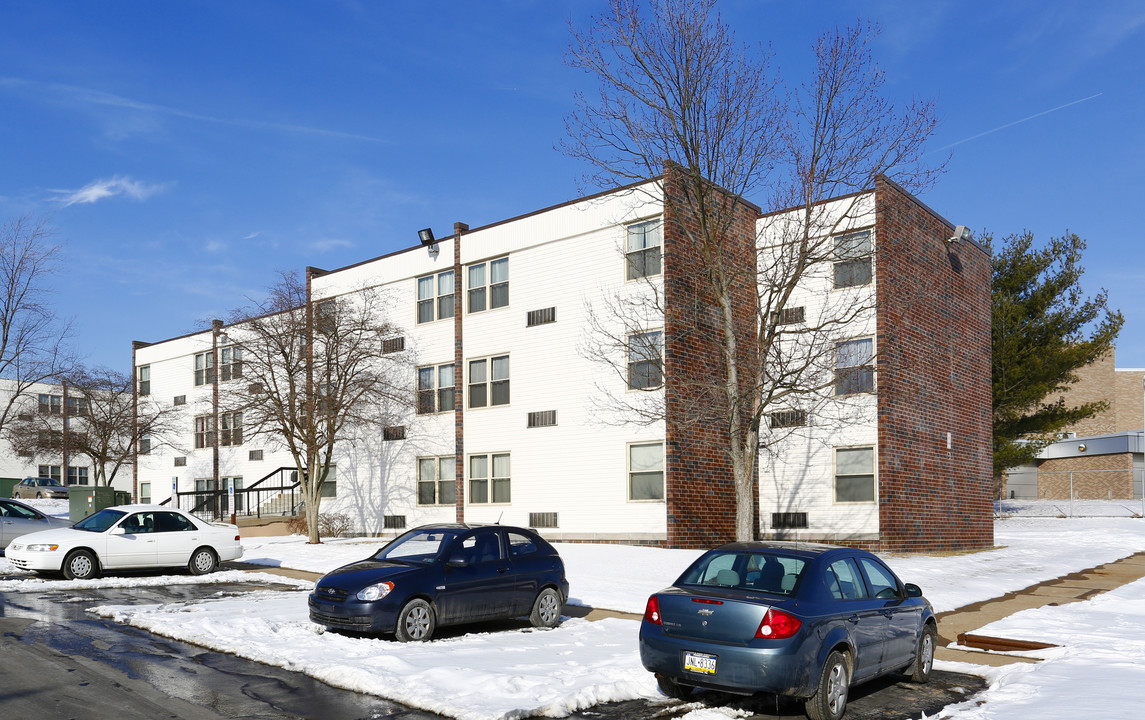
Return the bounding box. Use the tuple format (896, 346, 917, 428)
(0, 477, 19, 498)
(114, 490, 131, 506)
(69, 485, 118, 522)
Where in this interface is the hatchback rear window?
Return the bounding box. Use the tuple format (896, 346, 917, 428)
(679, 551, 806, 596)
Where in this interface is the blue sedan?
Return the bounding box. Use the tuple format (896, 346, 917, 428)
(308, 523, 569, 641)
(639, 541, 936, 720)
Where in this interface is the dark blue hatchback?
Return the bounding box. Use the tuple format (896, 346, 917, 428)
(639, 541, 936, 720)
(308, 523, 569, 641)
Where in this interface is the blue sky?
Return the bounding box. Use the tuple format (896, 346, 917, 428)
(2, 1, 1143, 370)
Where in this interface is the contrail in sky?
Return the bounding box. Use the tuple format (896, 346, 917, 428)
(930, 93, 1103, 154)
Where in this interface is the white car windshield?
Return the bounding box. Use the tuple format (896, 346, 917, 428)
(375, 528, 463, 564)
(74, 508, 127, 533)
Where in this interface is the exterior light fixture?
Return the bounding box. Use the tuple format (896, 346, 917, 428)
(948, 225, 971, 243)
(419, 228, 439, 259)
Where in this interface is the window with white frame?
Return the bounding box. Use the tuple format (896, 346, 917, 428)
(417, 363, 455, 414)
(66, 396, 87, 415)
(67, 466, 89, 486)
(139, 433, 152, 454)
(138, 365, 150, 395)
(220, 346, 243, 381)
(468, 355, 509, 408)
(833, 230, 872, 288)
(627, 331, 664, 390)
(416, 270, 454, 324)
(626, 219, 662, 280)
(835, 338, 874, 395)
(194, 415, 215, 449)
(629, 442, 665, 500)
(468, 257, 509, 313)
(140, 482, 151, 504)
(220, 412, 243, 446)
(835, 446, 875, 503)
(417, 456, 456, 506)
(194, 352, 214, 386)
(38, 465, 61, 482)
(469, 453, 510, 504)
(38, 394, 62, 415)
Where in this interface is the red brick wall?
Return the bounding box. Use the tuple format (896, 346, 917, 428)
(662, 165, 760, 548)
(875, 176, 994, 552)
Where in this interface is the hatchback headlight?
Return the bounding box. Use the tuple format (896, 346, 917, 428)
(26, 543, 59, 552)
(356, 581, 394, 602)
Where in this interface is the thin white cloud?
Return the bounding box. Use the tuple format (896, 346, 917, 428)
(55, 176, 168, 206)
(309, 237, 355, 253)
(242, 231, 261, 241)
(205, 240, 227, 254)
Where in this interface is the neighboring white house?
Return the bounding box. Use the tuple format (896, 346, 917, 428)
(0, 378, 127, 492)
(133, 172, 993, 551)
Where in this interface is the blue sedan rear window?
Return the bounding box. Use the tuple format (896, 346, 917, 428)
(679, 551, 806, 596)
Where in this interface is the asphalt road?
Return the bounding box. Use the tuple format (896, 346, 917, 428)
(0, 571, 985, 720)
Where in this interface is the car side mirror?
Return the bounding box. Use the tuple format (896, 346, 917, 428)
(446, 554, 469, 568)
(904, 583, 923, 598)
(110, 527, 126, 536)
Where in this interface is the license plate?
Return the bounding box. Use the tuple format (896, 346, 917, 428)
(683, 651, 717, 675)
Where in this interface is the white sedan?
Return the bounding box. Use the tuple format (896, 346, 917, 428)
(5, 504, 243, 579)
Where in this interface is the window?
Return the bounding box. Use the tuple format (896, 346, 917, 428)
(468, 257, 509, 313)
(38, 465, 61, 482)
(833, 230, 872, 288)
(417, 270, 454, 323)
(194, 352, 214, 386)
(417, 456, 456, 506)
(315, 300, 336, 333)
(383, 426, 406, 441)
(382, 336, 406, 354)
(468, 355, 509, 408)
(835, 338, 874, 395)
(140, 482, 151, 504)
(194, 415, 215, 449)
(835, 446, 875, 503)
(769, 409, 807, 428)
(249, 449, 263, 461)
(417, 363, 455, 414)
(508, 531, 539, 556)
(859, 557, 901, 599)
(626, 219, 662, 280)
(220, 346, 243, 381)
(38, 394, 62, 415)
(139, 433, 152, 455)
(220, 412, 243, 446)
(67, 466, 89, 486)
(174, 395, 186, 406)
(66, 396, 88, 416)
(469, 453, 510, 504)
(138, 365, 151, 396)
(174, 456, 187, 466)
(319, 465, 337, 498)
(527, 410, 557, 428)
(826, 558, 868, 601)
(628, 331, 663, 390)
(629, 442, 664, 500)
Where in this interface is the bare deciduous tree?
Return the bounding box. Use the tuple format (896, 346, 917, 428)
(0, 216, 77, 436)
(567, 0, 941, 540)
(220, 270, 413, 544)
(8, 366, 183, 486)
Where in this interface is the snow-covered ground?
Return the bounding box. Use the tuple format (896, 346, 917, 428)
(2, 499, 1144, 719)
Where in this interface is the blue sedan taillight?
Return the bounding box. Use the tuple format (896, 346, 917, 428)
(755, 608, 802, 639)
(644, 595, 661, 624)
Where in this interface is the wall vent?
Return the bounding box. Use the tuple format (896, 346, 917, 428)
(771, 512, 808, 529)
(527, 307, 556, 327)
(527, 410, 557, 428)
(384, 515, 407, 529)
(529, 512, 559, 528)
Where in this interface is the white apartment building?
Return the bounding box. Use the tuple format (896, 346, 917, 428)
(132, 171, 993, 551)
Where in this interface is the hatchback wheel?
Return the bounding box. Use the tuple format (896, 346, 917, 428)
(530, 587, 562, 628)
(395, 599, 435, 642)
(62, 549, 99, 580)
(910, 624, 936, 683)
(188, 547, 218, 575)
(805, 650, 850, 720)
(656, 675, 693, 699)
(36, 492, 43, 499)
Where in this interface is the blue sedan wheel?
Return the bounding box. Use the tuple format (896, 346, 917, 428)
(910, 625, 937, 683)
(530, 587, 562, 628)
(805, 650, 850, 720)
(395, 599, 435, 642)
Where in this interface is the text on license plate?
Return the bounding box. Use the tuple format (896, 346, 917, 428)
(683, 651, 717, 674)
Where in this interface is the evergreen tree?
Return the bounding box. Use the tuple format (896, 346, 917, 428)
(991, 231, 1122, 479)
